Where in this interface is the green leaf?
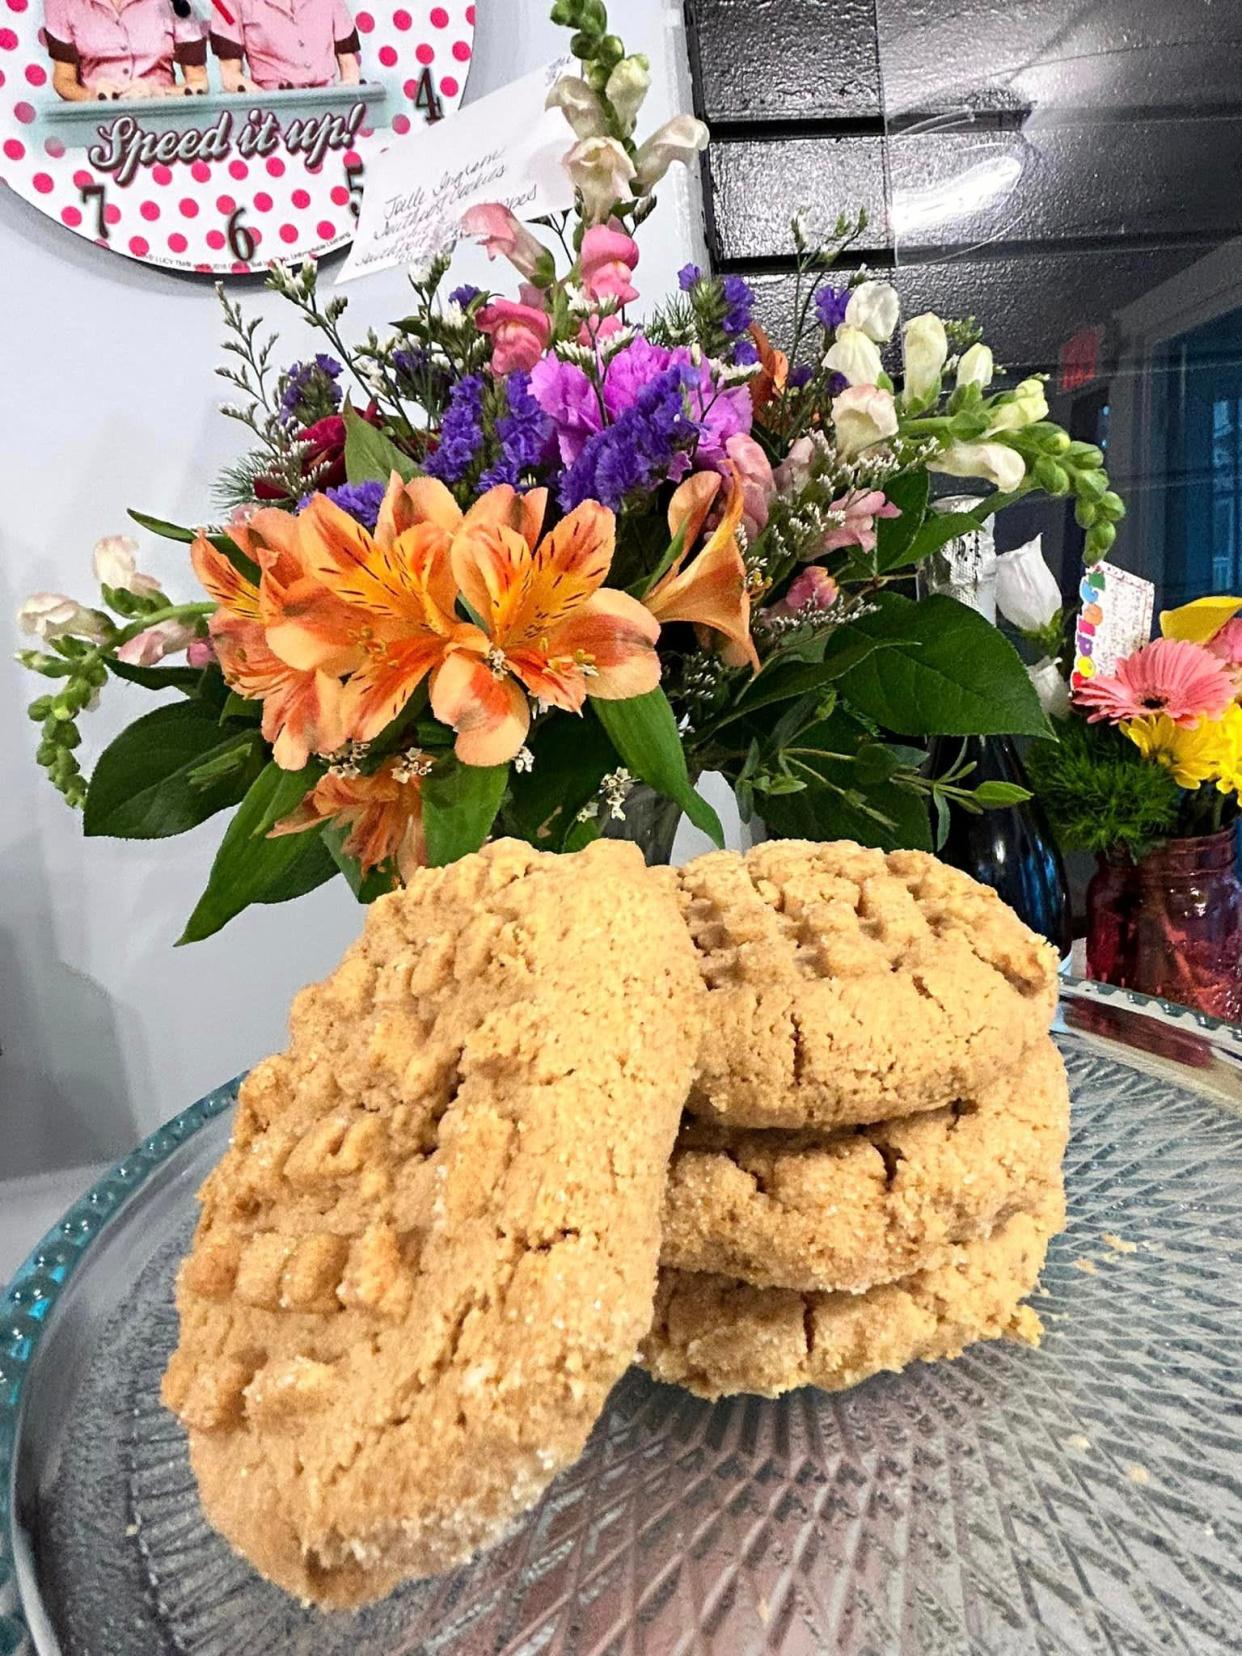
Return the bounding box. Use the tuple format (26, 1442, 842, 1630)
(504, 710, 616, 849)
(245, 760, 321, 837)
(631, 521, 687, 599)
(127, 509, 261, 586)
(179, 763, 338, 943)
(871, 470, 929, 572)
(220, 689, 263, 724)
(973, 779, 1033, 807)
(84, 702, 264, 839)
(106, 658, 202, 695)
(343, 405, 417, 485)
(840, 593, 1052, 739)
(322, 821, 398, 902)
(422, 759, 508, 865)
(591, 688, 725, 847)
(759, 710, 933, 851)
(901, 511, 981, 569)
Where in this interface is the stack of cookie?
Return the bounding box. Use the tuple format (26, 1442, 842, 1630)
(163, 836, 1064, 1607)
(644, 840, 1066, 1400)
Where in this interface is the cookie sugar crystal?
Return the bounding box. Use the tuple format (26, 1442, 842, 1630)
(162, 838, 703, 1607)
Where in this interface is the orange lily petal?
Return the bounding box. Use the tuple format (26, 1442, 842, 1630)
(191, 534, 260, 618)
(666, 472, 722, 575)
(264, 667, 348, 770)
(296, 494, 426, 618)
(550, 588, 662, 701)
(431, 648, 531, 766)
(340, 633, 454, 743)
(398, 474, 463, 538)
(646, 470, 757, 673)
(270, 763, 424, 882)
(450, 524, 532, 641)
(242, 507, 310, 593)
(264, 575, 365, 675)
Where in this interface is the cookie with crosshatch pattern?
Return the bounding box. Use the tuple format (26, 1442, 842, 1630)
(161, 837, 703, 1607)
(674, 840, 1059, 1132)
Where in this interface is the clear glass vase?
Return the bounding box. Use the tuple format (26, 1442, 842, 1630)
(601, 782, 685, 865)
(1085, 829, 1242, 1020)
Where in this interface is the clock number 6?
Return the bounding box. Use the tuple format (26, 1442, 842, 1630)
(80, 182, 108, 240)
(345, 159, 364, 219)
(227, 206, 257, 262)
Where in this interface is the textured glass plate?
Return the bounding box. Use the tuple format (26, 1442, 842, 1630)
(3, 981, 1241, 1656)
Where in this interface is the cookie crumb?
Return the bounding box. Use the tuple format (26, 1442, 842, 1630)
(1073, 1257, 1097, 1275)
(1065, 1433, 1091, 1451)
(1101, 1233, 1136, 1254)
(1127, 1463, 1150, 1485)
(124, 1521, 139, 1537)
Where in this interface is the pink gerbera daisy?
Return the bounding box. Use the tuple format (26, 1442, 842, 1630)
(1075, 637, 1235, 727)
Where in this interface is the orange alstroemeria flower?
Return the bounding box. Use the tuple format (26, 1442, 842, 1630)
(190, 516, 351, 769)
(275, 472, 551, 747)
(433, 494, 661, 766)
(268, 757, 426, 882)
(646, 467, 759, 671)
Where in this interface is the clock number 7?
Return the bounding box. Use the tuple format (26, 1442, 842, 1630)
(80, 182, 108, 240)
(345, 158, 364, 219)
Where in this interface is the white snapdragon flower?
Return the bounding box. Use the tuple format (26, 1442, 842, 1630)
(996, 536, 1062, 631)
(844, 279, 900, 343)
(929, 440, 1027, 493)
(605, 55, 651, 135)
(832, 385, 899, 457)
(1028, 658, 1071, 719)
(633, 116, 709, 192)
(956, 342, 994, 389)
(988, 376, 1048, 433)
(563, 135, 636, 223)
(546, 76, 608, 139)
(823, 325, 883, 387)
(92, 535, 161, 596)
(902, 312, 948, 408)
(18, 593, 110, 643)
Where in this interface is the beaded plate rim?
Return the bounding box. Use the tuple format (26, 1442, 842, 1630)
(2, 979, 1239, 1655)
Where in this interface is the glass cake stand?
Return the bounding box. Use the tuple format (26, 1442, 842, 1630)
(3, 980, 1240, 1655)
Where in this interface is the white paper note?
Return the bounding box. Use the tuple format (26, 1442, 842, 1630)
(338, 57, 577, 284)
(1071, 561, 1156, 689)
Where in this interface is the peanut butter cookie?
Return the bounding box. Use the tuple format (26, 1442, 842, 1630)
(679, 841, 1059, 1129)
(642, 1191, 1064, 1401)
(661, 1037, 1068, 1292)
(162, 839, 703, 1607)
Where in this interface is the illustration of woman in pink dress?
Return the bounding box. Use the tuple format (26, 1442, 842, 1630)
(210, 0, 360, 93)
(45, 0, 208, 100)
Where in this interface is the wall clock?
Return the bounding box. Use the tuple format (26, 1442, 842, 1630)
(0, 0, 474, 273)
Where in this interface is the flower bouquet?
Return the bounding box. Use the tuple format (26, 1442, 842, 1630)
(1024, 585, 1242, 1016)
(16, 0, 1122, 943)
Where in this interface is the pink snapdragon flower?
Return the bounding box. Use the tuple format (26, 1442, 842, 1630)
(783, 567, 839, 614)
(475, 293, 552, 375)
(460, 203, 549, 281)
(580, 221, 640, 305)
(818, 489, 901, 555)
(1075, 637, 1235, 727)
(1205, 616, 1242, 670)
(117, 619, 200, 667)
(721, 432, 775, 538)
(186, 638, 216, 669)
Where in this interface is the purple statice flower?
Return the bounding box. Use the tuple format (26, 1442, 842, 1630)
(788, 362, 814, 389)
(730, 336, 760, 366)
(424, 373, 486, 483)
(529, 355, 604, 464)
(296, 478, 386, 530)
(815, 284, 850, 331)
(449, 283, 481, 309)
(827, 370, 849, 397)
(559, 363, 700, 511)
(280, 353, 343, 426)
(720, 273, 754, 337)
(678, 262, 703, 292)
(478, 371, 553, 488)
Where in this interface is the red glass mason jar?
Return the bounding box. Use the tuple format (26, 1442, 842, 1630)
(1085, 829, 1242, 1020)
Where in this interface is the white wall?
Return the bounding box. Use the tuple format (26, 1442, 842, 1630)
(0, 0, 707, 1178)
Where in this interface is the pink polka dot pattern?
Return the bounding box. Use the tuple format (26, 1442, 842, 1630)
(1, 2, 473, 274)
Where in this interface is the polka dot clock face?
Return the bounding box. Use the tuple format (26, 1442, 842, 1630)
(0, 0, 474, 274)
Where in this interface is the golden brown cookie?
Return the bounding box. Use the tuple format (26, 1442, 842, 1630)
(161, 839, 703, 1607)
(661, 1036, 1068, 1292)
(678, 840, 1059, 1130)
(642, 1192, 1064, 1401)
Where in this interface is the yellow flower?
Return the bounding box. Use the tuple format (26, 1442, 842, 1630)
(1123, 714, 1223, 788)
(1209, 703, 1242, 796)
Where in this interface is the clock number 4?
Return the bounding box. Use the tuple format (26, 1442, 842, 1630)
(413, 66, 444, 123)
(80, 182, 108, 240)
